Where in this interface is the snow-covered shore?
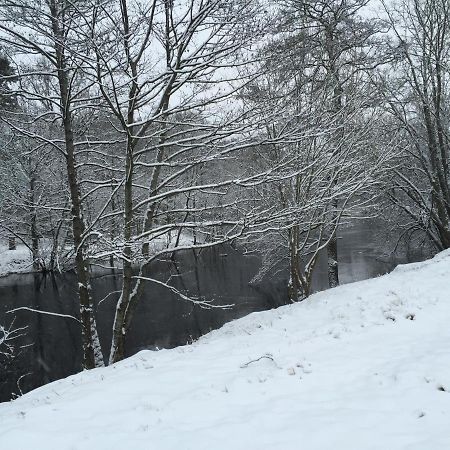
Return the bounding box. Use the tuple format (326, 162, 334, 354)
(1, 251, 450, 449)
(0, 245, 33, 277)
(0, 231, 197, 277)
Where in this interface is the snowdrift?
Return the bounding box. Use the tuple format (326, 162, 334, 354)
(1, 250, 450, 450)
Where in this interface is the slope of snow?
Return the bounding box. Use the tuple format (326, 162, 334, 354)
(1, 251, 450, 450)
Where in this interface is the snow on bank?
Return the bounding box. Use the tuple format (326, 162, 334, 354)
(0, 245, 32, 277)
(1, 251, 450, 450)
(0, 231, 197, 277)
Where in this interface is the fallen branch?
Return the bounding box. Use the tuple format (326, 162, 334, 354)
(7, 307, 81, 323)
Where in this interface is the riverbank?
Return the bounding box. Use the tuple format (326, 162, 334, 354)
(1, 250, 449, 449)
(0, 244, 33, 277)
(0, 232, 198, 277)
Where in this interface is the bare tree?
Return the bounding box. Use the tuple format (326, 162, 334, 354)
(0, 112, 71, 271)
(242, 82, 392, 300)
(233, 0, 393, 300)
(275, 0, 385, 287)
(0, 0, 104, 368)
(80, 0, 285, 363)
(380, 0, 450, 251)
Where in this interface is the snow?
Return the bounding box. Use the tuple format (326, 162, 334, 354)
(0, 231, 196, 277)
(0, 244, 32, 277)
(1, 251, 450, 449)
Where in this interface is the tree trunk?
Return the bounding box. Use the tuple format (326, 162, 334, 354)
(327, 226, 339, 288)
(50, 5, 103, 368)
(109, 134, 135, 364)
(8, 236, 16, 250)
(63, 112, 103, 369)
(288, 227, 300, 302)
(110, 89, 170, 364)
(29, 176, 40, 271)
(326, 60, 343, 288)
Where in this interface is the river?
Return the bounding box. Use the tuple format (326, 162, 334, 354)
(0, 221, 428, 401)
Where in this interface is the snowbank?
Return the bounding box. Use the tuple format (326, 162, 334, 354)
(0, 244, 33, 277)
(1, 250, 450, 450)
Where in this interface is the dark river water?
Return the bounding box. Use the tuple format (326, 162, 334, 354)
(0, 221, 427, 401)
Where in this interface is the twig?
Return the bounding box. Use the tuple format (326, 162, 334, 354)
(240, 354, 275, 368)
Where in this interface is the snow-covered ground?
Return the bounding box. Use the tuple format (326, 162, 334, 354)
(0, 244, 33, 277)
(1, 251, 450, 449)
